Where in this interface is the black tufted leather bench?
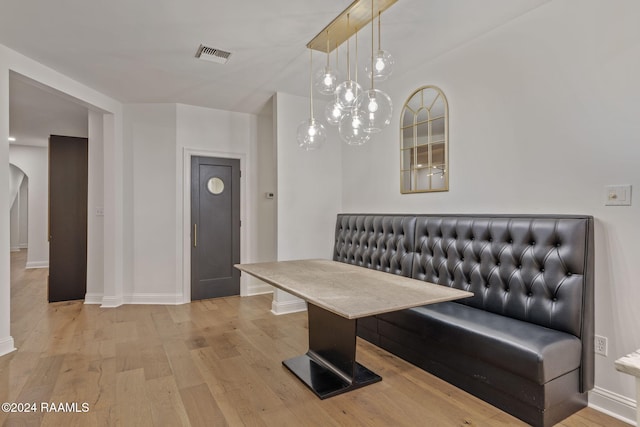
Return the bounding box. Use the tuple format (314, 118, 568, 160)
(333, 214, 594, 427)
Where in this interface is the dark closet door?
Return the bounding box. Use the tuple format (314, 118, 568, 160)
(191, 156, 240, 300)
(48, 135, 88, 302)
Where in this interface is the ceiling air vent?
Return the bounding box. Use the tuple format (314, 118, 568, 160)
(195, 44, 231, 64)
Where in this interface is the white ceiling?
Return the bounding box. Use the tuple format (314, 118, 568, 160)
(1, 0, 549, 145)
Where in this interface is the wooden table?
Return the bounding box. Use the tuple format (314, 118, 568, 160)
(235, 259, 473, 399)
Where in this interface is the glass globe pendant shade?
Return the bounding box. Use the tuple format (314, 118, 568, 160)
(335, 80, 363, 109)
(365, 49, 394, 82)
(338, 108, 370, 146)
(356, 89, 393, 133)
(325, 100, 344, 126)
(315, 67, 339, 95)
(296, 118, 326, 150)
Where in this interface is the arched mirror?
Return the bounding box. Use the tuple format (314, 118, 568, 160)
(400, 86, 449, 193)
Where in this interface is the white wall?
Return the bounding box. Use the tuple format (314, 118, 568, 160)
(272, 92, 342, 314)
(8, 164, 26, 251)
(0, 57, 13, 356)
(9, 145, 48, 269)
(256, 102, 277, 266)
(9, 174, 28, 252)
(339, 0, 640, 421)
(18, 177, 28, 249)
(8, 163, 23, 204)
(123, 103, 178, 304)
(86, 110, 104, 302)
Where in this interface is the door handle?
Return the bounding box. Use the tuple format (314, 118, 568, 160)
(193, 223, 197, 247)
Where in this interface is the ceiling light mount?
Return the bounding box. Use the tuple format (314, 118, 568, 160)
(306, 0, 397, 53)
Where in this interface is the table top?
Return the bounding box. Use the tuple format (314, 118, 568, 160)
(615, 349, 640, 378)
(235, 259, 473, 319)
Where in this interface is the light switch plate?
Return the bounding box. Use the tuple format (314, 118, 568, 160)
(604, 185, 632, 206)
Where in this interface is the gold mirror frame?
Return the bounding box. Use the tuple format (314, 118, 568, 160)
(400, 85, 449, 193)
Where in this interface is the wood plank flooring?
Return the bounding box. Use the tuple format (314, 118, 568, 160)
(1, 250, 629, 426)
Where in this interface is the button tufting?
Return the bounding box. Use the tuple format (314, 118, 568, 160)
(556, 243, 561, 247)
(518, 265, 522, 269)
(509, 239, 513, 243)
(567, 272, 572, 276)
(540, 268, 545, 272)
(470, 237, 475, 241)
(553, 297, 558, 302)
(505, 288, 510, 292)
(528, 292, 533, 296)
(531, 241, 536, 245)
(496, 262, 501, 266)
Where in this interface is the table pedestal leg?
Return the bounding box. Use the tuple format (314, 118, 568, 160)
(283, 303, 381, 399)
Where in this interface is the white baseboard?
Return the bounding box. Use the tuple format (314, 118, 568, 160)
(10, 247, 20, 252)
(100, 296, 123, 308)
(271, 298, 307, 315)
(122, 293, 185, 305)
(25, 261, 48, 269)
(84, 293, 104, 304)
(589, 386, 636, 425)
(0, 336, 16, 358)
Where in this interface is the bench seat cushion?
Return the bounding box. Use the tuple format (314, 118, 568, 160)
(377, 301, 582, 385)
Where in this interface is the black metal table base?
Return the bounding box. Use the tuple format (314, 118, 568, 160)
(282, 303, 382, 399)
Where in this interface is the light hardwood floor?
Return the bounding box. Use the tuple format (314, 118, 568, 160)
(0, 250, 628, 426)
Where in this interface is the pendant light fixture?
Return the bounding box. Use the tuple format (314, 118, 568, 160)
(339, 27, 370, 146)
(356, 0, 392, 133)
(325, 44, 343, 126)
(364, 10, 394, 82)
(297, 49, 326, 150)
(325, 100, 343, 126)
(314, 32, 340, 95)
(335, 14, 363, 109)
(300, 0, 398, 146)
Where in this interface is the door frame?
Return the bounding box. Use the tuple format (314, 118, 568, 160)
(181, 148, 248, 303)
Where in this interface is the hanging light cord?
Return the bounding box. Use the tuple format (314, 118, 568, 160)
(326, 31, 330, 68)
(355, 26, 358, 89)
(371, 0, 375, 90)
(378, 11, 382, 50)
(309, 49, 314, 118)
(346, 14, 351, 81)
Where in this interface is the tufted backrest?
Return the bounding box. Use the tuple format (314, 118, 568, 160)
(333, 214, 416, 277)
(411, 215, 594, 339)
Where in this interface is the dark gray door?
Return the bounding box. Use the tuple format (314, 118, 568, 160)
(48, 135, 88, 302)
(191, 156, 240, 300)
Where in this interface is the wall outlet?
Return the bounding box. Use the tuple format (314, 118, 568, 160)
(595, 335, 608, 356)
